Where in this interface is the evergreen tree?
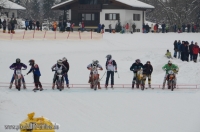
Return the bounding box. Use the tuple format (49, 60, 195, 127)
(43, 0, 56, 20)
(31, 0, 40, 20)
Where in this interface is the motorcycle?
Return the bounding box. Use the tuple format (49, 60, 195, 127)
(55, 69, 64, 91)
(167, 70, 176, 91)
(14, 69, 25, 91)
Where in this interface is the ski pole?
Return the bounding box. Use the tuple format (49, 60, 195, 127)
(99, 71, 106, 81)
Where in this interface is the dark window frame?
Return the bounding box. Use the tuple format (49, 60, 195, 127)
(133, 14, 140, 21)
(105, 13, 120, 20)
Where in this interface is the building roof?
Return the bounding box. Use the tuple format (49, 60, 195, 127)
(0, 0, 26, 10)
(51, 0, 74, 10)
(116, 0, 154, 9)
(52, 0, 154, 10)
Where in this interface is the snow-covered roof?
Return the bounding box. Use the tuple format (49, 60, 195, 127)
(116, 0, 154, 9)
(0, 0, 26, 10)
(51, 0, 73, 9)
(51, 0, 154, 10)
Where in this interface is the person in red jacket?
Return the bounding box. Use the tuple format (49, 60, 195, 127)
(192, 42, 199, 63)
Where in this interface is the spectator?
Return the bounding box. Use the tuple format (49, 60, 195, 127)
(132, 23, 136, 33)
(165, 50, 173, 59)
(182, 23, 186, 32)
(10, 18, 15, 33)
(180, 41, 186, 61)
(165, 24, 169, 33)
(33, 20, 36, 30)
(185, 41, 189, 62)
(0, 18, 2, 29)
(145, 23, 150, 33)
(63, 20, 66, 31)
(58, 20, 62, 32)
(52, 21, 57, 31)
(189, 41, 194, 61)
(192, 42, 199, 63)
(81, 21, 85, 32)
(29, 19, 32, 30)
(177, 24, 181, 32)
(174, 24, 177, 32)
(109, 24, 112, 33)
(71, 23, 74, 32)
(194, 24, 197, 32)
(36, 20, 40, 31)
(162, 23, 166, 33)
(2, 19, 6, 33)
(97, 23, 101, 33)
(25, 19, 29, 30)
(101, 24, 105, 33)
(187, 23, 191, 33)
(173, 40, 178, 58)
(8, 20, 12, 34)
(125, 23, 129, 33)
(177, 40, 182, 59)
(143, 23, 146, 33)
(154, 24, 157, 33)
(78, 22, 82, 31)
(150, 24, 154, 32)
(66, 21, 71, 31)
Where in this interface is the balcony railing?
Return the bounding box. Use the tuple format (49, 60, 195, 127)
(78, 4, 101, 11)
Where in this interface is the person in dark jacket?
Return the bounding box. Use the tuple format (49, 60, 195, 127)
(174, 24, 177, 32)
(0, 18, 2, 29)
(180, 41, 186, 61)
(9, 58, 27, 89)
(27, 59, 43, 91)
(63, 20, 66, 31)
(8, 20, 12, 34)
(62, 57, 70, 88)
(177, 40, 181, 59)
(189, 41, 194, 61)
(98, 23, 101, 33)
(145, 23, 150, 33)
(29, 20, 32, 30)
(130, 59, 143, 88)
(192, 43, 199, 63)
(187, 23, 191, 33)
(36, 20, 40, 30)
(105, 54, 117, 89)
(173, 40, 178, 58)
(101, 24, 105, 33)
(182, 24, 186, 32)
(143, 61, 153, 88)
(185, 41, 189, 62)
(162, 23, 166, 33)
(2, 19, 6, 33)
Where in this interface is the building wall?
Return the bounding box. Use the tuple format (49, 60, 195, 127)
(100, 9, 145, 32)
(0, 9, 18, 18)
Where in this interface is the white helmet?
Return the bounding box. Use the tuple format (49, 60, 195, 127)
(168, 60, 172, 64)
(57, 59, 62, 65)
(92, 60, 99, 66)
(62, 57, 67, 62)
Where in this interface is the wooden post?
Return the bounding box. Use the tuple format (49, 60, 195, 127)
(43, 31, 47, 39)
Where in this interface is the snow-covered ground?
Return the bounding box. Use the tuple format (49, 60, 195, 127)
(0, 32, 200, 132)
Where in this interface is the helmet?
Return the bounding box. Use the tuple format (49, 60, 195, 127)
(62, 57, 67, 62)
(146, 61, 151, 64)
(57, 59, 63, 65)
(168, 60, 172, 64)
(29, 59, 35, 65)
(92, 60, 99, 66)
(136, 59, 141, 63)
(106, 54, 112, 60)
(16, 58, 20, 63)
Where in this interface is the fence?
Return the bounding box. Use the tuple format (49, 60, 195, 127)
(0, 30, 103, 40)
(0, 82, 199, 89)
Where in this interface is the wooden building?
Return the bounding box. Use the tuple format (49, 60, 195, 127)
(52, 0, 154, 32)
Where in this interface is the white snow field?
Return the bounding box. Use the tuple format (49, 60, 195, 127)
(0, 32, 200, 132)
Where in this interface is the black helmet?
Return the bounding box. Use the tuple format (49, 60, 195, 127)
(146, 61, 151, 64)
(16, 58, 20, 63)
(29, 59, 35, 65)
(106, 54, 112, 60)
(136, 59, 141, 63)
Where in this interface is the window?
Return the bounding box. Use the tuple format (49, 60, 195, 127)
(105, 13, 119, 20)
(133, 14, 140, 21)
(82, 13, 95, 21)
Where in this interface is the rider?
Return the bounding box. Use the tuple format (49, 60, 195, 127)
(105, 54, 117, 89)
(130, 59, 144, 88)
(87, 60, 103, 89)
(27, 59, 43, 91)
(51, 59, 67, 89)
(62, 57, 70, 88)
(9, 58, 27, 89)
(143, 61, 153, 88)
(162, 60, 179, 89)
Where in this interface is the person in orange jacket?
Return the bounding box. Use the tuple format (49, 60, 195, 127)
(53, 21, 57, 31)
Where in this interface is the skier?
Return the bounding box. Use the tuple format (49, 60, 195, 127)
(130, 59, 143, 88)
(62, 57, 70, 88)
(142, 61, 153, 88)
(9, 58, 27, 89)
(27, 59, 43, 91)
(87, 60, 103, 89)
(105, 55, 117, 89)
(51, 59, 67, 89)
(162, 60, 179, 89)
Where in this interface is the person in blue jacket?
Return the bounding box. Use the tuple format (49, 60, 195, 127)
(25, 19, 29, 30)
(177, 40, 182, 59)
(98, 23, 102, 33)
(9, 58, 27, 89)
(27, 59, 43, 91)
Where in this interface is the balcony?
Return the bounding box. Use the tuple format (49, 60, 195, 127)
(78, 4, 102, 12)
